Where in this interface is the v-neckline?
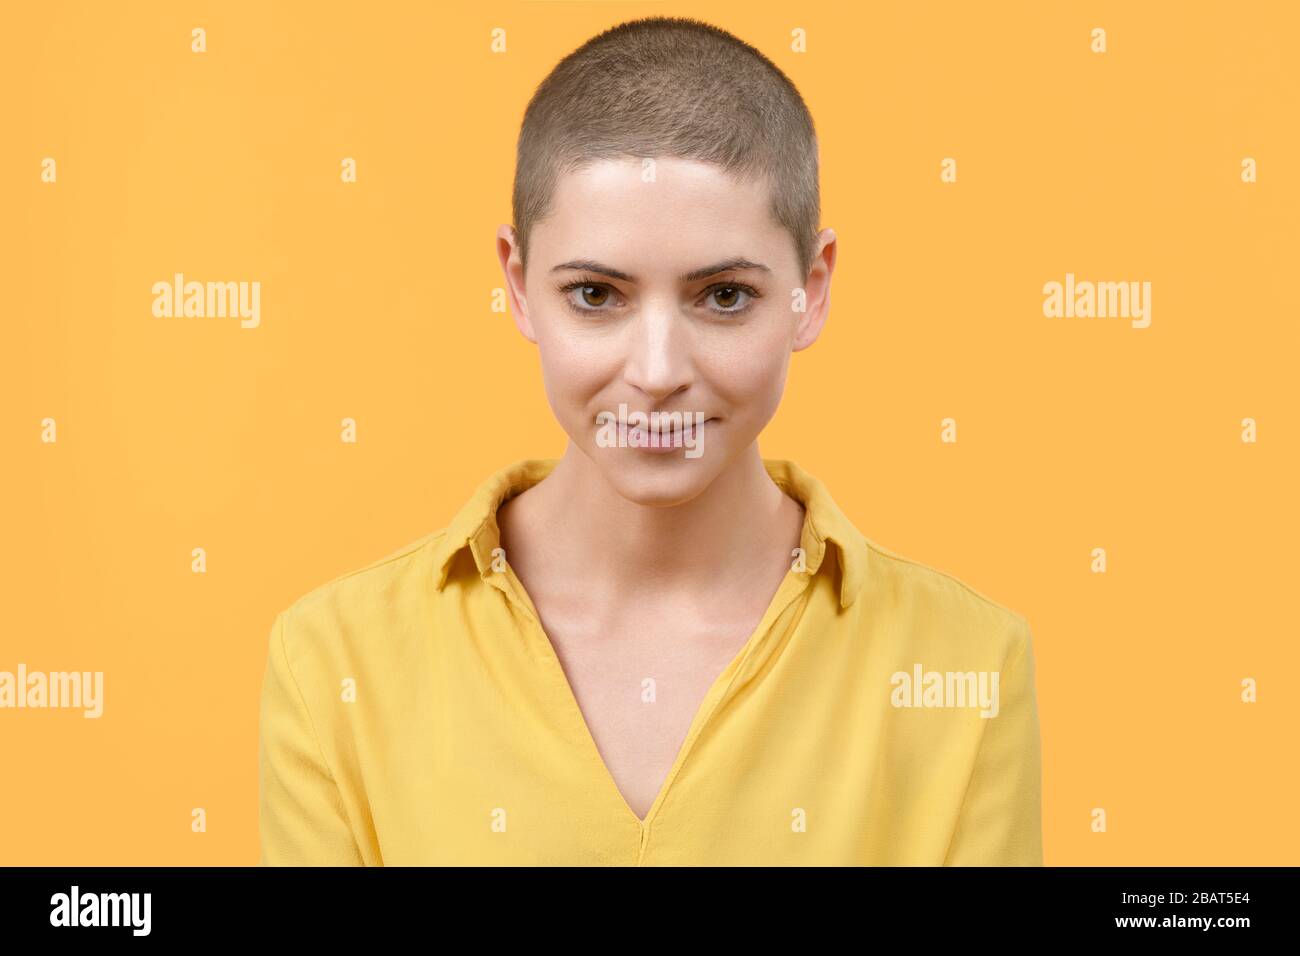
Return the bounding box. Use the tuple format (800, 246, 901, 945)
(494, 559, 814, 835)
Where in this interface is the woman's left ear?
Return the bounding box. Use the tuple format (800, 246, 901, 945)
(792, 228, 836, 352)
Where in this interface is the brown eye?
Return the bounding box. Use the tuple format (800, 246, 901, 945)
(712, 286, 740, 309)
(580, 285, 608, 307)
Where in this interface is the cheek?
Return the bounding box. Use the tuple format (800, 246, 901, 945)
(704, 324, 793, 417)
(534, 324, 612, 414)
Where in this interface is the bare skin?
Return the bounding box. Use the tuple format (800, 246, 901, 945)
(495, 156, 837, 821)
(497, 443, 805, 820)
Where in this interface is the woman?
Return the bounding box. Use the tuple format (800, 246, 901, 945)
(258, 15, 1042, 866)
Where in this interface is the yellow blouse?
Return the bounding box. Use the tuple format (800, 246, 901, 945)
(258, 458, 1042, 865)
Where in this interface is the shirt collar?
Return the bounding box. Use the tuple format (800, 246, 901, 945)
(431, 458, 866, 608)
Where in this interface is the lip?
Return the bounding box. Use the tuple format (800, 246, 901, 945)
(616, 416, 715, 453)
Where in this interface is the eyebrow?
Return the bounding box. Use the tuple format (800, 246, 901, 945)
(549, 257, 772, 283)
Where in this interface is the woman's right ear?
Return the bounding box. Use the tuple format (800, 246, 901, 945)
(496, 224, 538, 344)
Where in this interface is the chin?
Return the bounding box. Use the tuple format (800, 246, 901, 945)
(587, 447, 727, 508)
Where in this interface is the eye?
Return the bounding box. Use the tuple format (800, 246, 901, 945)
(575, 284, 609, 308)
(558, 278, 620, 314)
(703, 282, 760, 315)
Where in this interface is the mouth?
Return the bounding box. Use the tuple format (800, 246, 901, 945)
(630, 417, 714, 446)
(595, 413, 717, 452)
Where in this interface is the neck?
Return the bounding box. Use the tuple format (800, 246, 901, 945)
(509, 442, 802, 601)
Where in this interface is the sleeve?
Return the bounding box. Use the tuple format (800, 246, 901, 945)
(257, 611, 365, 866)
(943, 618, 1044, 866)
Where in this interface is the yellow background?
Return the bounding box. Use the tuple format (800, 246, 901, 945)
(2, 0, 1296, 865)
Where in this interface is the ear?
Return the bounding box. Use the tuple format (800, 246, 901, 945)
(496, 224, 538, 343)
(792, 228, 837, 352)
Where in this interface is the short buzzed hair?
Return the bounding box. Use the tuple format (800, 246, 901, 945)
(511, 16, 821, 277)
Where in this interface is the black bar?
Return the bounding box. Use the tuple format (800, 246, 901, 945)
(0, 866, 1288, 939)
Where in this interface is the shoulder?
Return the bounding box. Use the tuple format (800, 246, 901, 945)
(859, 534, 1031, 665)
(273, 528, 450, 665)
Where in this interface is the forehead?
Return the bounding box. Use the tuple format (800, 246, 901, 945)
(533, 156, 790, 273)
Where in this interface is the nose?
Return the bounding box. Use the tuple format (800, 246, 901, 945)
(621, 304, 693, 402)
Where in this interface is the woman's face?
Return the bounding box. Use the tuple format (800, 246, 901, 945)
(498, 156, 834, 507)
